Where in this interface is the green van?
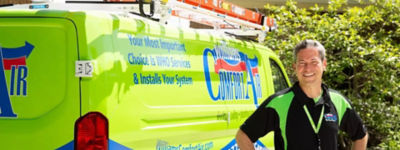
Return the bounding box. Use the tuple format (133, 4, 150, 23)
(0, 6, 290, 150)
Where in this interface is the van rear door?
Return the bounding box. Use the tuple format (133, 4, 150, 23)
(0, 13, 80, 149)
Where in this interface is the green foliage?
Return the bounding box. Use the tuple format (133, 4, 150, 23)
(263, 0, 400, 149)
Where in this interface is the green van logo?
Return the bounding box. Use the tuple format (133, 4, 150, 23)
(0, 41, 34, 118)
(203, 43, 262, 107)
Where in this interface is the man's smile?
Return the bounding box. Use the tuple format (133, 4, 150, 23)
(303, 73, 315, 77)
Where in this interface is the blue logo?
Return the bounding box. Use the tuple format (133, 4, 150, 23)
(0, 41, 34, 118)
(324, 113, 337, 122)
(203, 42, 262, 107)
(57, 139, 132, 150)
(221, 139, 268, 150)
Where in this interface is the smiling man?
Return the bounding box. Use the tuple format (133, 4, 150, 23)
(236, 40, 368, 150)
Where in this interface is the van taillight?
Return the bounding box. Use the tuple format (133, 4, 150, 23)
(74, 112, 108, 150)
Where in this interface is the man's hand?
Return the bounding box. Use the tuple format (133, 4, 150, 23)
(236, 129, 255, 150)
(352, 133, 368, 150)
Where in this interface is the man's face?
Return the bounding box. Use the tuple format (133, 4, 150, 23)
(293, 47, 327, 86)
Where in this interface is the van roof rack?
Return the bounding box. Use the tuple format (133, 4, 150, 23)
(1, 0, 277, 43)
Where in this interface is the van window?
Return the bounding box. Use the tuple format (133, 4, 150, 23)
(270, 59, 288, 92)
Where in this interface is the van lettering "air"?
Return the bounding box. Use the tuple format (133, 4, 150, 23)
(0, 41, 34, 118)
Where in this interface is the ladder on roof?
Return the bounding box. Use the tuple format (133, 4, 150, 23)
(164, 0, 277, 42)
(0, 0, 277, 43)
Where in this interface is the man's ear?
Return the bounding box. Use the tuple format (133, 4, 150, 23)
(322, 59, 327, 71)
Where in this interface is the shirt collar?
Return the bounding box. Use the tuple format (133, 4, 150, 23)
(292, 82, 331, 107)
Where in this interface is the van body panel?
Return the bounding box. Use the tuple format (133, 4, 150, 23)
(0, 15, 79, 149)
(0, 9, 290, 150)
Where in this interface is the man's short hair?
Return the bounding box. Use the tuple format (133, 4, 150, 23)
(294, 40, 326, 61)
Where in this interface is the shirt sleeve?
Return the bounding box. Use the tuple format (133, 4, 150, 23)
(240, 100, 279, 143)
(340, 108, 367, 141)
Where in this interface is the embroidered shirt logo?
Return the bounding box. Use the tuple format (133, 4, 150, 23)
(324, 113, 337, 122)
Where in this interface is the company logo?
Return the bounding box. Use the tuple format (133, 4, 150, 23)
(324, 113, 337, 122)
(0, 41, 34, 118)
(222, 139, 268, 150)
(203, 42, 262, 107)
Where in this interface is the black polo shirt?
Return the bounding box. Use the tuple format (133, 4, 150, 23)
(240, 82, 367, 150)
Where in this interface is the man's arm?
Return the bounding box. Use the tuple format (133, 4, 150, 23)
(236, 129, 255, 150)
(352, 133, 368, 150)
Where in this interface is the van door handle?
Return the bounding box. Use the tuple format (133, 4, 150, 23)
(227, 112, 230, 124)
(217, 112, 230, 124)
